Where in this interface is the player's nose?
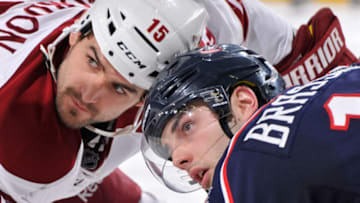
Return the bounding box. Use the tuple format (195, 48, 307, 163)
(81, 74, 106, 103)
(172, 148, 193, 170)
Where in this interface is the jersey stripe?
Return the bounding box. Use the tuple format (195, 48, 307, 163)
(225, 0, 248, 41)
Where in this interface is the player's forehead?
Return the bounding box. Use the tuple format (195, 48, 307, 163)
(161, 102, 217, 138)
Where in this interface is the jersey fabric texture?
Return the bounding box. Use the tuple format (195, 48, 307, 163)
(209, 64, 360, 203)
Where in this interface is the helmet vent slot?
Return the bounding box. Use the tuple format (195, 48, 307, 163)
(120, 11, 126, 20)
(179, 69, 196, 83)
(164, 85, 177, 99)
(160, 68, 196, 98)
(134, 27, 159, 53)
(106, 9, 116, 36)
(149, 71, 159, 78)
(108, 22, 116, 36)
(107, 9, 110, 19)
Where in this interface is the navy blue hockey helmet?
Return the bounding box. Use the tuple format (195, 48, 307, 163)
(142, 44, 285, 159)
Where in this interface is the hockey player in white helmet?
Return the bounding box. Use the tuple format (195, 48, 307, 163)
(0, 0, 207, 202)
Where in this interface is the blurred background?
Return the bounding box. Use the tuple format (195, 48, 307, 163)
(262, 0, 360, 54)
(119, 1, 359, 202)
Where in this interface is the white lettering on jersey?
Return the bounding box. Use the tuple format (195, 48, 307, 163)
(244, 65, 360, 147)
(244, 123, 289, 148)
(77, 179, 103, 203)
(257, 106, 302, 124)
(243, 91, 316, 148)
(282, 27, 344, 87)
(272, 91, 317, 106)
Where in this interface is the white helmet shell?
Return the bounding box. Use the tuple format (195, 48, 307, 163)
(78, 0, 208, 89)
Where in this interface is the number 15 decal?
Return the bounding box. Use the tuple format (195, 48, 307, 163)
(324, 94, 360, 130)
(147, 19, 169, 42)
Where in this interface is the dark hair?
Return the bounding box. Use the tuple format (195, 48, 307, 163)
(79, 22, 94, 40)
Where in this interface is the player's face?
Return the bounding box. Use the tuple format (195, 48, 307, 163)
(56, 32, 145, 129)
(161, 104, 230, 190)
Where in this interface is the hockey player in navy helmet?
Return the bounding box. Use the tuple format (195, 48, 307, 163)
(141, 43, 360, 202)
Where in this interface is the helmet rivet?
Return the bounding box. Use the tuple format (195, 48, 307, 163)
(216, 94, 224, 102)
(213, 88, 219, 94)
(129, 72, 134, 77)
(108, 51, 114, 56)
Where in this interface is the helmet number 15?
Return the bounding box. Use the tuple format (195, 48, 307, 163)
(147, 19, 169, 42)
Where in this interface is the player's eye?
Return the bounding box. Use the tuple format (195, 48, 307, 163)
(113, 83, 126, 95)
(87, 55, 99, 68)
(181, 122, 193, 134)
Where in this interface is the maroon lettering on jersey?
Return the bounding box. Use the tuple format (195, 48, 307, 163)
(0, 29, 25, 53)
(7, 16, 39, 34)
(0, 1, 87, 54)
(0, 1, 23, 15)
(25, 4, 57, 15)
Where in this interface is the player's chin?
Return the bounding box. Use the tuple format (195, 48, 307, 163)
(203, 170, 214, 190)
(59, 110, 93, 129)
(202, 182, 212, 191)
(62, 117, 90, 129)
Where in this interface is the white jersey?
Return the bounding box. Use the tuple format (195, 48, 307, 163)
(201, 0, 294, 64)
(0, 1, 142, 202)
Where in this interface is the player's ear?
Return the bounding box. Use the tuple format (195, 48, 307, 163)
(69, 32, 82, 47)
(135, 91, 147, 107)
(135, 100, 144, 107)
(230, 85, 258, 124)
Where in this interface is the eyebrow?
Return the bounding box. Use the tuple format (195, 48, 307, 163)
(171, 112, 185, 133)
(89, 46, 138, 94)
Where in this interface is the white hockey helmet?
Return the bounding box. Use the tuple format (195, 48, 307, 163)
(77, 0, 208, 90)
(41, 0, 208, 137)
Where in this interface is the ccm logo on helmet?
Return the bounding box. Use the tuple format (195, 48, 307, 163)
(117, 41, 146, 69)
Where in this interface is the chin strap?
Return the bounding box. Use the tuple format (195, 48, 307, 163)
(84, 104, 144, 137)
(219, 117, 234, 139)
(40, 24, 79, 82)
(40, 44, 57, 82)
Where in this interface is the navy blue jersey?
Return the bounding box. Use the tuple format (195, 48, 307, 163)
(209, 64, 360, 203)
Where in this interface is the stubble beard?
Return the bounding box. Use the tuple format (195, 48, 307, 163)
(55, 87, 98, 129)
